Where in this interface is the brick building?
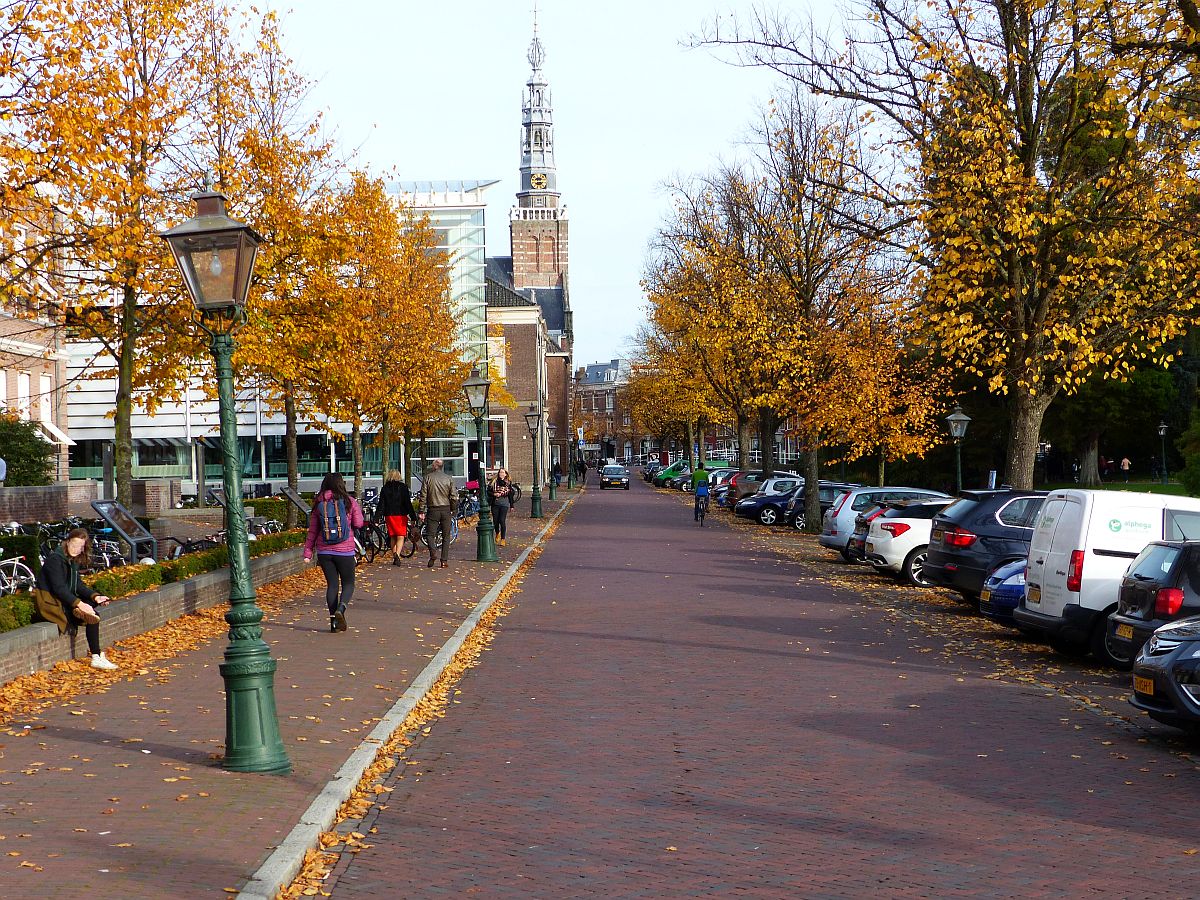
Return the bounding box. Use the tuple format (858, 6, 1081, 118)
(573, 359, 649, 465)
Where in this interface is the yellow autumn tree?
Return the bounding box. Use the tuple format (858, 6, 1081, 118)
(701, 1, 1200, 488)
(303, 173, 464, 495)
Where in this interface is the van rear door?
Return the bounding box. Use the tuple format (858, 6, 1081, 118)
(1030, 496, 1086, 618)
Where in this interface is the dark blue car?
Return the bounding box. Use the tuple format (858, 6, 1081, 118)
(979, 559, 1027, 625)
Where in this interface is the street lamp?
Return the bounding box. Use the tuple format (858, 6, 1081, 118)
(1159, 421, 1169, 485)
(525, 403, 544, 518)
(945, 404, 971, 495)
(546, 422, 557, 501)
(159, 179, 290, 774)
(462, 367, 497, 562)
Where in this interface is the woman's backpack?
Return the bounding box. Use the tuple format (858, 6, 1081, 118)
(317, 496, 350, 543)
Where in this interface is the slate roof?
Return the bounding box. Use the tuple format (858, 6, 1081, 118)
(486, 276, 537, 308)
(485, 256, 568, 334)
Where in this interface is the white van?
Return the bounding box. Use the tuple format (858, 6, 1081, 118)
(1014, 489, 1200, 667)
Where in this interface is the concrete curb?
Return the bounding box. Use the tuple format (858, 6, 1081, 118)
(239, 498, 576, 899)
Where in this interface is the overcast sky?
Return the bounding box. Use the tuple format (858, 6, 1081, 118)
(269, 0, 833, 366)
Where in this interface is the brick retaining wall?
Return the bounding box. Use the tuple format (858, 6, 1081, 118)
(0, 547, 310, 684)
(0, 483, 69, 524)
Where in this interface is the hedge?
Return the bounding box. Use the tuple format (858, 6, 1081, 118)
(0, 530, 307, 635)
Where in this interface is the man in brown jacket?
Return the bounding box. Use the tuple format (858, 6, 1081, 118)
(421, 459, 456, 568)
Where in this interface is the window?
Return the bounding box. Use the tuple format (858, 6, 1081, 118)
(622, 411, 631, 426)
(39, 373, 51, 422)
(998, 496, 1045, 528)
(16, 372, 29, 420)
(606, 393, 613, 411)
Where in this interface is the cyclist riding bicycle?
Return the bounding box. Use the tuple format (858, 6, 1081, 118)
(691, 464, 710, 521)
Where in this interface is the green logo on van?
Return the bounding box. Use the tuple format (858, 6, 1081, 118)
(1108, 518, 1122, 533)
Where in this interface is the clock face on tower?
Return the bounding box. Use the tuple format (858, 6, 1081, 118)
(530, 173, 548, 190)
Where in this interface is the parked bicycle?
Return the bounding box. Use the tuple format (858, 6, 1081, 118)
(355, 520, 389, 565)
(0, 548, 35, 595)
(163, 535, 223, 559)
(457, 487, 481, 520)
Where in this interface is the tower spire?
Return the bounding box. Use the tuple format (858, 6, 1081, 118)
(528, 1, 545, 72)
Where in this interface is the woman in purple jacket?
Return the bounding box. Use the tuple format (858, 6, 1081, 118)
(303, 474, 365, 632)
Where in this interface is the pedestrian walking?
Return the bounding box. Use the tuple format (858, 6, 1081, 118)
(1121, 456, 1131, 483)
(377, 469, 415, 565)
(421, 459, 456, 569)
(489, 467, 514, 547)
(33, 528, 116, 669)
(551, 461, 562, 487)
(303, 473, 365, 633)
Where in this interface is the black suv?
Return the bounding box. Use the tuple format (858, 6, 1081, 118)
(923, 489, 1047, 603)
(1107, 541, 1200, 664)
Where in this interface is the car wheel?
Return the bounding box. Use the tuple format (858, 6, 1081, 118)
(839, 548, 853, 562)
(901, 546, 935, 587)
(624, 484, 629, 490)
(792, 516, 806, 531)
(758, 507, 779, 526)
(1092, 617, 1133, 671)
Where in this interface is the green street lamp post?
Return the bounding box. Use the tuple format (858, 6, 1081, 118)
(463, 367, 497, 562)
(1159, 421, 1169, 485)
(546, 422, 557, 501)
(566, 436, 576, 490)
(160, 181, 291, 775)
(525, 403, 544, 518)
(945, 404, 971, 496)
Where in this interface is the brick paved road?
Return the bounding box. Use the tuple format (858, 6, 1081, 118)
(325, 478, 1200, 898)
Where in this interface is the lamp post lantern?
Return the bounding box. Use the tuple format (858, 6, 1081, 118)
(159, 180, 290, 774)
(463, 367, 498, 562)
(525, 403, 544, 518)
(945, 404, 971, 495)
(1159, 421, 1169, 485)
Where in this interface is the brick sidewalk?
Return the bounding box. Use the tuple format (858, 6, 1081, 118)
(0, 495, 572, 897)
(321, 480, 1200, 898)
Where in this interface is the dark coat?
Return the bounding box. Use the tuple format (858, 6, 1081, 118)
(34, 549, 96, 633)
(378, 480, 414, 519)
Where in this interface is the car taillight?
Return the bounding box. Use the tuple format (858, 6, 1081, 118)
(942, 526, 977, 547)
(1066, 550, 1084, 593)
(1156, 587, 1185, 616)
(880, 522, 911, 537)
(831, 493, 849, 515)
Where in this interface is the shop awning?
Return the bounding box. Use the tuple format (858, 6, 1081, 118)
(36, 420, 75, 446)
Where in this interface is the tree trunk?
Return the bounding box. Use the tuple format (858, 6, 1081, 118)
(114, 285, 138, 507)
(1005, 391, 1054, 489)
(686, 420, 696, 470)
(352, 423, 363, 496)
(380, 414, 391, 480)
(1079, 433, 1101, 487)
(737, 414, 751, 470)
(759, 407, 778, 476)
(876, 450, 886, 487)
(804, 439, 821, 533)
(284, 384, 299, 529)
(697, 419, 708, 466)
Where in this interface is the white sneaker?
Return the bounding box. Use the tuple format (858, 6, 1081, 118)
(90, 653, 118, 671)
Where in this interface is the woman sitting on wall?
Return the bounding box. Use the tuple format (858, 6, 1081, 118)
(34, 528, 117, 670)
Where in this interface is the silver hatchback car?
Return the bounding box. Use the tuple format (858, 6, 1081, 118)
(820, 486, 951, 560)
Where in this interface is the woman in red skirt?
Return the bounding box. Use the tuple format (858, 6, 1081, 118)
(378, 469, 415, 565)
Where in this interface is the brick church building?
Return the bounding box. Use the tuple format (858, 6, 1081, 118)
(486, 20, 574, 486)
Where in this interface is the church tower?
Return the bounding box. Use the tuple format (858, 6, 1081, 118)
(510, 16, 569, 331)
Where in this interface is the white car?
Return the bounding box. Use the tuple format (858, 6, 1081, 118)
(864, 498, 954, 585)
(821, 486, 950, 559)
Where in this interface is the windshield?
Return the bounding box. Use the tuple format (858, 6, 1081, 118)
(602, 466, 626, 476)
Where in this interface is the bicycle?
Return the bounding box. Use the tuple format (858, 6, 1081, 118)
(163, 535, 223, 559)
(695, 492, 709, 526)
(357, 520, 389, 564)
(457, 488, 481, 520)
(0, 549, 35, 595)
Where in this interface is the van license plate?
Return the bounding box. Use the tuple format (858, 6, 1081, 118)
(1134, 675, 1155, 696)
(980, 589, 991, 603)
(1115, 624, 1134, 640)
(1027, 585, 1041, 605)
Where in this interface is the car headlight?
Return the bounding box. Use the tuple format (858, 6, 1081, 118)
(1003, 572, 1026, 587)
